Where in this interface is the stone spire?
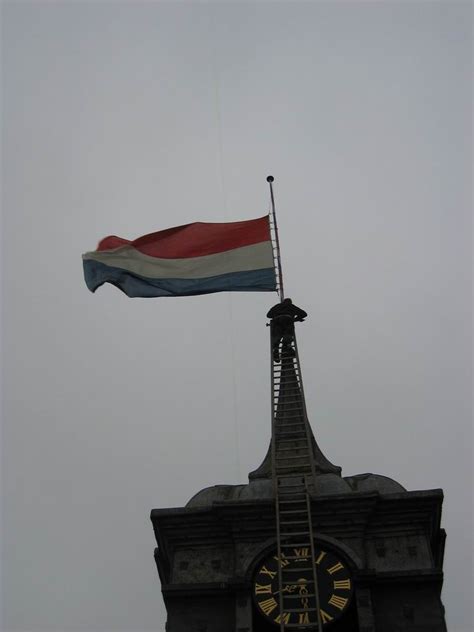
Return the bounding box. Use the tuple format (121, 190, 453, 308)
(249, 302, 341, 481)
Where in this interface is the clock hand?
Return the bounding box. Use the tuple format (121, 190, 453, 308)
(274, 584, 298, 595)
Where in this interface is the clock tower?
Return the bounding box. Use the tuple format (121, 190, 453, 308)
(150, 302, 447, 631)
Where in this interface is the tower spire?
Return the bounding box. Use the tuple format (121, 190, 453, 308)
(249, 303, 340, 481)
(264, 298, 336, 629)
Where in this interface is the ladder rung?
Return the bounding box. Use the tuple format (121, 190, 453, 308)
(280, 509, 308, 515)
(276, 446, 311, 452)
(273, 400, 303, 410)
(278, 488, 306, 493)
(276, 422, 305, 428)
(276, 465, 311, 471)
(279, 495, 306, 501)
(279, 499, 307, 505)
(274, 413, 306, 420)
(276, 464, 311, 470)
(275, 423, 306, 429)
(279, 531, 310, 536)
(275, 413, 304, 418)
(277, 476, 305, 482)
(278, 486, 306, 491)
(276, 446, 307, 451)
(273, 383, 300, 388)
(283, 607, 318, 614)
(274, 394, 303, 400)
(276, 445, 309, 451)
(275, 411, 305, 417)
(277, 477, 306, 482)
(280, 542, 311, 547)
(276, 467, 311, 473)
(276, 453, 310, 460)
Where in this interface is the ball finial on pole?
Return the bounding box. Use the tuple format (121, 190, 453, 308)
(266, 175, 274, 183)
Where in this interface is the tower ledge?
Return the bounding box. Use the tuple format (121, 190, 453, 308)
(186, 472, 406, 508)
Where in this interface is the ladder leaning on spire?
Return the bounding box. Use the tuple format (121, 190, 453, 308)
(268, 299, 324, 631)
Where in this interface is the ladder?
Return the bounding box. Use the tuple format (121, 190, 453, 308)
(271, 332, 323, 631)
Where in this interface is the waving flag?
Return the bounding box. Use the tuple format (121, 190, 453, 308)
(82, 215, 277, 298)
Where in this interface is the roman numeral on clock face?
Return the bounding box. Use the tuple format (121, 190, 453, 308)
(299, 612, 310, 624)
(275, 612, 291, 624)
(273, 553, 290, 567)
(327, 561, 344, 575)
(333, 578, 351, 590)
(259, 565, 277, 580)
(294, 547, 309, 558)
(259, 597, 278, 616)
(320, 609, 333, 623)
(255, 583, 272, 595)
(328, 594, 349, 610)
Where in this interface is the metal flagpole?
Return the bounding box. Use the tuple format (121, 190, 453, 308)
(267, 176, 285, 302)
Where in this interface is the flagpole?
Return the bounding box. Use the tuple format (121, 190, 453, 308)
(267, 175, 284, 302)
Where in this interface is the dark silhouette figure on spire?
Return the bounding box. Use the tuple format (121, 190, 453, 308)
(267, 298, 307, 362)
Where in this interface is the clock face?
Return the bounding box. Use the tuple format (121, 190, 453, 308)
(253, 544, 353, 627)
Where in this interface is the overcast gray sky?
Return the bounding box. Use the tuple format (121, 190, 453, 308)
(2, 1, 472, 631)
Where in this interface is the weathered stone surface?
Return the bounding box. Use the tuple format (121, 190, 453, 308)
(186, 472, 405, 507)
(151, 489, 446, 630)
(150, 311, 446, 630)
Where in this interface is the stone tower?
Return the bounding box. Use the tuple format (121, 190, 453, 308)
(150, 303, 447, 631)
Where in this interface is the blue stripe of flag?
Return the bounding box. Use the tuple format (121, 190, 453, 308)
(83, 259, 277, 298)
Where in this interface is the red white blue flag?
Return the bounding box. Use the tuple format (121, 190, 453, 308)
(82, 215, 277, 298)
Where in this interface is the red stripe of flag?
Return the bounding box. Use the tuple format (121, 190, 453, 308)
(97, 216, 271, 259)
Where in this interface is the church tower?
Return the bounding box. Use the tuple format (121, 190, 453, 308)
(150, 302, 447, 632)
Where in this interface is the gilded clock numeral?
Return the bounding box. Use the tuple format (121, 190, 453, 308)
(319, 609, 334, 623)
(328, 594, 348, 610)
(327, 561, 344, 575)
(299, 612, 310, 624)
(275, 612, 291, 624)
(273, 553, 290, 568)
(259, 597, 278, 616)
(254, 550, 353, 627)
(260, 565, 277, 580)
(333, 578, 351, 590)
